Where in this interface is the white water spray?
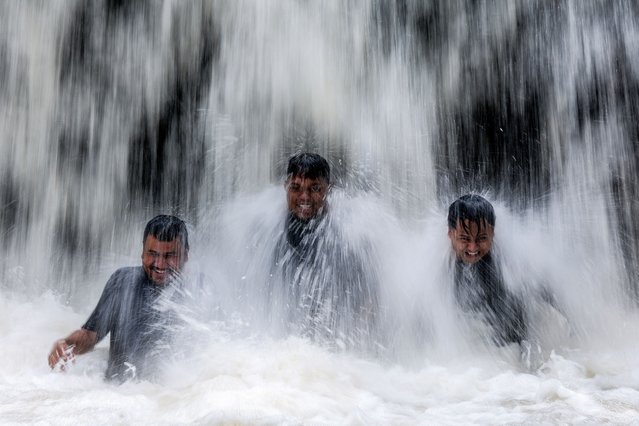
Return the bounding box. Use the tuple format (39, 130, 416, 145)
(1, 1, 639, 424)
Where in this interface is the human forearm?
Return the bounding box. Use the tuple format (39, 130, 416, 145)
(48, 329, 98, 369)
(63, 329, 98, 354)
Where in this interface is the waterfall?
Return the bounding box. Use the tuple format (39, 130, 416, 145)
(1, 1, 639, 423)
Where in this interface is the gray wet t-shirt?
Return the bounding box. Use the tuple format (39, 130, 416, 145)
(83, 266, 171, 381)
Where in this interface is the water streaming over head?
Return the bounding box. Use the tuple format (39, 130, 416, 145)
(1, 1, 639, 424)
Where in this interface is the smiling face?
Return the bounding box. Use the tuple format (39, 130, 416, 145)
(141, 235, 188, 285)
(286, 175, 329, 221)
(448, 219, 494, 264)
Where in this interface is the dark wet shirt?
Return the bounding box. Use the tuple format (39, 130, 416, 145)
(269, 213, 379, 348)
(454, 254, 527, 345)
(83, 266, 171, 381)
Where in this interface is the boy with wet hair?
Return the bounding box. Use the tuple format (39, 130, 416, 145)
(286, 152, 331, 185)
(448, 194, 496, 233)
(48, 215, 190, 381)
(447, 194, 496, 265)
(447, 194, 527, 346)
(285, 153, 331, 225)
(143, 214, 190, 252)
(268, 152, 378, 349)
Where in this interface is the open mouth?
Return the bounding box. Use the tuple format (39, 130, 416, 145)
(296, 204, 313, 215)
(463, 251, 482, 262)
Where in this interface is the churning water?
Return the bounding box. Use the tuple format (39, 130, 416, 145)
(1, 1, 639, 424)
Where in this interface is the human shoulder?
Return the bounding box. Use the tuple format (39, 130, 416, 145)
(104, 266, 147, 290)
(177, 269, 214, 295)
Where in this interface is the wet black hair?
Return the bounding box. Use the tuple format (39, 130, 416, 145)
(143, 215, 189, 251)
(447, 194, 495, 231)
(287, 152, 330, 183)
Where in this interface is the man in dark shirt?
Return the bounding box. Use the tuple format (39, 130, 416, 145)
(269, 153, 378, 349)
(48, 215, 189, 381)
(447, 194, 527, 346)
